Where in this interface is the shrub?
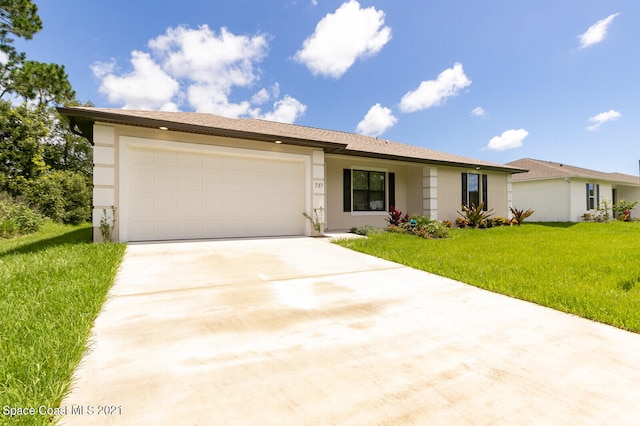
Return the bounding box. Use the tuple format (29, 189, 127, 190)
(457, 203, 494, 228)
(509, 206, 535, 225)
(455, 217, 467, 228)
(0, 194, 44, 238)
(491, 216, 511, 227)
(411, 220, 450, 239)
(613, 200, 639, 222)
(350, 225, 384, 236)
(387, 206, 410, 226)
(385, 225, 406, 234)
(26, 170, 91, 224)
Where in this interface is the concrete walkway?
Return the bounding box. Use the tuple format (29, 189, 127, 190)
(60, 237, 640, 425)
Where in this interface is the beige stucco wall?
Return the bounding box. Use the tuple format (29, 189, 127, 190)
(325, 156, 513, 230)
(325, 155, 423, 230)
(436, 166, 511, 222)
(92, 123, 319, 242)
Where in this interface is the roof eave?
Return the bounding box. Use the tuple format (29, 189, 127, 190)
(334, 148, 527, 173)
(56, 107, 349, 152)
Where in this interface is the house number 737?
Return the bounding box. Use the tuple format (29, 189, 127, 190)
(314, 182, 324, 189)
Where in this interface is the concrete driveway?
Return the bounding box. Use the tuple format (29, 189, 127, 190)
(60, 236, 640, 425)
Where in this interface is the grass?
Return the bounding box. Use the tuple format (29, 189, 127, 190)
(335, 221, 640, 333)
(0, 222, 125, 425)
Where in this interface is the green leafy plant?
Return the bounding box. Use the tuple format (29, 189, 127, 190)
(99, 206, 116, 242)
(350, 225, 384, 236)
(303, 207, 325, 236)
(455, 217, 467, 228)
(613, 199, 639, 222)
(457, 202, 494, 228)
(509, 206, 535, 225)
(0, 193, 43, 238)
(491, 216, 512, 227)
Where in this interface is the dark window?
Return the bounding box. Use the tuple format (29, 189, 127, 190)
(586, 183, 600, 210)
(353, 170, 385, 211)
(462, 172, 488, 210)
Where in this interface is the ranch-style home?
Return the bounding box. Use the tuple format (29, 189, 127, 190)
(507, 158, 640, 222)
(58, 106, 526, 242)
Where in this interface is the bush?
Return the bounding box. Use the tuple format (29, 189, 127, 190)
(411, 220, 450, 239)
(25, 170, 91, 224)
(350, 225, 384, 236)
(613, 200, 639, 222)
(0, 194, 44, 238)
(386, 214, 450, 239)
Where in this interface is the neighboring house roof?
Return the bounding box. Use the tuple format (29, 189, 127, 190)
(58, 106, 526, 174)
(507, 158, 640, 186)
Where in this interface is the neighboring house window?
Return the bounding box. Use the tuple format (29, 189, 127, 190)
(343, 169, 391, 212)
(462, 173, 488, 210)
(586, 183, 600, 210)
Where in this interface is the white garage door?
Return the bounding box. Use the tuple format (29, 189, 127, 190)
(123, 142, 307, 241)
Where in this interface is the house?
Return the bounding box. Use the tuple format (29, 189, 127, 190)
(58, 106, 526, 242)
(506, 158, 640, 222)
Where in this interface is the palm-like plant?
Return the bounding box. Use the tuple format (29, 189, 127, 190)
(509, 206, 534, 225)
(457, 202, 494, 228)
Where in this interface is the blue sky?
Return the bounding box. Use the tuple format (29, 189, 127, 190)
(14, 0, 640, 175)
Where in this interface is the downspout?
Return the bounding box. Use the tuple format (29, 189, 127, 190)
(565, 177, 572, 222)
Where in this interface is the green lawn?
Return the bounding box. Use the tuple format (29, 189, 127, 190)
(0, 223, 125, 425)
(335, 222, 640, 333)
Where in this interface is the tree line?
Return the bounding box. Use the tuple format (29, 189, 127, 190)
(1, 0, 92, 231)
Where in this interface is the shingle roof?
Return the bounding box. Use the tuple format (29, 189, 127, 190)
(507, 158, 640, 186)
(58, 106, 526, 173)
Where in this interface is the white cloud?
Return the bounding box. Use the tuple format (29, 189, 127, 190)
(579, 13, 619, 48)
(294, 0, 391, 78)
(399, 63, 471, 113)
(256, 95, 307, 124)
(356, 103, 397, 136)
(486, 129, 528, 151)
(471, 106, 486, 117)
(587, 109, 621, 131)
(0, 50, 9, 65)
(251, 88, 270, 105)
(92, 51, 180, 111)
(91, 25, 306, 121)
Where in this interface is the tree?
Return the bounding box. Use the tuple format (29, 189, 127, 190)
(41, 105, 92, 175)
(0, 0, 42, 44)
(0, 100, 48, 185)
(7, 60, 75, 104)
(1, 1, 75, 106)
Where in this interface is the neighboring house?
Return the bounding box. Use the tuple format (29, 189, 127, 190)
(58, 107, 525, 242)
(506, 158, 640, 222)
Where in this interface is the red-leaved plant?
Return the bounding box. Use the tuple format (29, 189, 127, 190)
(387, 206, 410, 226)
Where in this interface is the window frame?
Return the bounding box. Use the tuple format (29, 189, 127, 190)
(586, 183, 600, 210)
(351, 169, 386, 212)
(462, 172, 488, 210)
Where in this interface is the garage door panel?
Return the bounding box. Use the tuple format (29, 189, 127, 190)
(154, 172, 178, 190)
(178, 172, 203, 191)
(154, 197, 179, 217)
(178, 152, 202, 168)
(125, 144, 306, 241)
(154, 150, 178, 166)
(178, 197, 203, 216)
